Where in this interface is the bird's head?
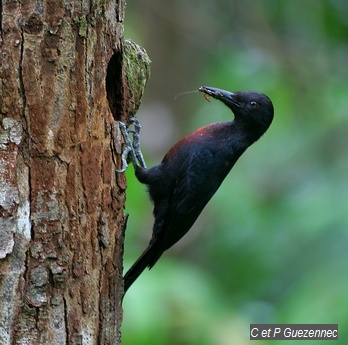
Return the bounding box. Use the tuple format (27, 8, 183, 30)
(199, 86, 274, 136)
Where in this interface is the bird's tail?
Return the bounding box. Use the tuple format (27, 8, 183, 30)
(123, 243, 163, 294)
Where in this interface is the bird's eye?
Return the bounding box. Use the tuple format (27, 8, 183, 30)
(250, 101, 258, 108)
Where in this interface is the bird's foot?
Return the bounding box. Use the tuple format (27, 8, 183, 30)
(116, 121, 135, 173)
(116, 118, 147, 173)
(129, 117, 147, 169)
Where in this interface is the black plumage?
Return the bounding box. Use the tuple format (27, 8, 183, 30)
(124, 86, 274, 293)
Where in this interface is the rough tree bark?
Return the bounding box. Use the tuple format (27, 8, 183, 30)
(0, 0, 150, 344)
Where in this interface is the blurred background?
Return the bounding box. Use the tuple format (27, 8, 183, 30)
(122, 1, 348, 344)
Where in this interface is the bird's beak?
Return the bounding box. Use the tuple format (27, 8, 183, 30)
(198, 86, 241, 109)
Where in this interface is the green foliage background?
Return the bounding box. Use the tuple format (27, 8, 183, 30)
(122, 1, 348, 344)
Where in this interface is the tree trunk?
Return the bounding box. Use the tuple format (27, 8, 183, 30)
(0, 1, 149, 344)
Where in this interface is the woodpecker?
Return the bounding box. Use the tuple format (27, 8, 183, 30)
(119, 86, 274, 293)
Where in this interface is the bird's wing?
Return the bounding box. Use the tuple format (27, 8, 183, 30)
(158, 147, 223, 251)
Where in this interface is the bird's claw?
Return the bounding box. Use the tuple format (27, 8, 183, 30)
(116, 118, 147, 173)
(129, 118, 147, 168)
